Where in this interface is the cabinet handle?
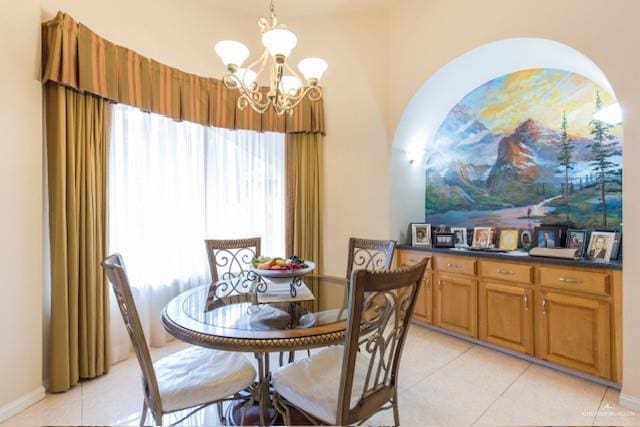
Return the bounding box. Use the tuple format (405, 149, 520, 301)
(447, 263, 462, 269)
(558, 277, 583, 284)
(438, 280, 442, 290)
(542, 298, 547, 315)
(496, 268, 515, 276)
(524, 294, 529, 311)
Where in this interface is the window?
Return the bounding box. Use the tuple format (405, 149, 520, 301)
(108, 104, 285, 289)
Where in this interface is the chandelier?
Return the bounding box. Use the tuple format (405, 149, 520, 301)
(214, 0, 328, 116)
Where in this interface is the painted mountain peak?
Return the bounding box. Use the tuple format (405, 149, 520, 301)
(425, 68, 622, 229)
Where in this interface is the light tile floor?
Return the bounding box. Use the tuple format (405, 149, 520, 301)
(2, 324, 638, 426)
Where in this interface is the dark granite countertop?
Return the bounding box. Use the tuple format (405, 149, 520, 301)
(397, 244, 622, 270)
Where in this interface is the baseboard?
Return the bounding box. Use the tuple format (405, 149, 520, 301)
(0, 386, 45, 423)
(619, 392, 640, 412)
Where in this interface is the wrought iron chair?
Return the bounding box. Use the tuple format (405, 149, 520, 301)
(346, 238, 397, 279)
(205, 237, 264, 302)
(272, 258, 429, 426)
(103, 254, 256, 426)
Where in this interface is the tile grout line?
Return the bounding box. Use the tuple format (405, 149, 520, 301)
(591, 386, 608, 426)
(470, 362, 533, 426)
(406, 342, 476, 390)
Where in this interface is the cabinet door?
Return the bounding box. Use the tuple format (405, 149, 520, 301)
(479, 282, 533, 355)
(536, 289, 611, 379)
(413, 272, 433, 324)
(435, 273, 477, 337)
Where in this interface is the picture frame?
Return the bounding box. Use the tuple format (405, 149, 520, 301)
(610, 232, 622, 261)
(450, 227, 468, 247)
(534, 226, 562, 248)
(411, 223, 431, 247)
(565, 229, 587, 257)
(498, 229, 519, 251)
(472, 227, 494, 248)
(586, 231, 616, 262)
(434, 233, 455, 248)
(519, 229, 533, 250)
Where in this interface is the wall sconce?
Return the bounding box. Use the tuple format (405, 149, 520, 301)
(406, 148, 424, 165)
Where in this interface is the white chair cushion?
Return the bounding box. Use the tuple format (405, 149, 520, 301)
(155, 346, 256, 412)
(272, 345, 370, 424)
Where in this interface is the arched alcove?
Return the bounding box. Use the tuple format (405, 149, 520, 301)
(389, 37, 621, 242)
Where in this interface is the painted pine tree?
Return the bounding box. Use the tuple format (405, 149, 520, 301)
(556, 111, 574, 222)
(588, 91, 620, 227)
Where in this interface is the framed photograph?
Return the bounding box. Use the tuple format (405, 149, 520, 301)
(535, 226, 561, 248)
(586, 231, 616, 261)
(498, 229, 519, 251)
(566, 229, 587, 257)
(519, 229, 533, 250)
(611, 232, 622, 260)
(451, 227, 468, 247)
(411, 223, 431, 247)
(434, 233, 455, 248)
(472, 227, 494, 248)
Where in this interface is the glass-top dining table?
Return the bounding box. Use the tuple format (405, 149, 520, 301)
(161, 274, 349, 425)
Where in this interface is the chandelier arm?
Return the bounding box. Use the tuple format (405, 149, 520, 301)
(283, 62, 304, 83)
(244, 50, 269, 78)
(239, 93, 271, 113)
(278, 86, 323, 112)
(253, 50, 271, 83)
(225, 74, 271, 112)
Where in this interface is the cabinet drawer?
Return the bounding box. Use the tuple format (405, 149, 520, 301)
(398, 250, 432, 271)
(435, 255, 476, 276)
(538, 267, 610, 296)
(479, 260, 532, 284)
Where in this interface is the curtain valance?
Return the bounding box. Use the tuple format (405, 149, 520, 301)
(42, 11, 325, 134)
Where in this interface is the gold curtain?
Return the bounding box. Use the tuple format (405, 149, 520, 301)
(46, 82, 111, 392)
(286, 133, 323, 272)
(41, 11, 324, 134)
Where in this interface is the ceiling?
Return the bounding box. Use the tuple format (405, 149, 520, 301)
(209, 0, 397, 18)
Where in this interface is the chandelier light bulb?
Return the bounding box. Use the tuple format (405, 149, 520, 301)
(261, 29, 298, 58)
(237, 68, 257, 88)
(214, 40, 250, 67)
(280, 75, 302, 95)
(297, 57, 328, 82)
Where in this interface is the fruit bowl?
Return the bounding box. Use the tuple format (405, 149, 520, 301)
(250, 260, 316, 278)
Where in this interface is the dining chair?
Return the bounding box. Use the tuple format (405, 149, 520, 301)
(272, 258, 429, 426)
(346, 237, 397, 279)
(103, 254, 257, 426)
(205, 237, 262, 301)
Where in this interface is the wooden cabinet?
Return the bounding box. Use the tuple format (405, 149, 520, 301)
(435, 255, 476, 276)
(479, 260, 532, 284)
(479, 281, 533, 355)
(435, 273, 477, 337)
(413, 272, 433, 324)
(535, 289, 611, 379)
(397, 248, 622, 382)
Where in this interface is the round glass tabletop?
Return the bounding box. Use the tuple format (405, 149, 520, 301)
(161, 275, 350, 352)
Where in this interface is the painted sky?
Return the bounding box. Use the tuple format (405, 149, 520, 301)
(461, 69, 620, 137)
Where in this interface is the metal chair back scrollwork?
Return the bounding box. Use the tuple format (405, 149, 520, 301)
(346, 238, 397, 279)
(205, 237, 265, 301)
(338, 258, 429, 425)
(102, 254, 164, 424)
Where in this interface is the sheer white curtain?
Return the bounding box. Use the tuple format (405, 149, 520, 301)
(108, 104, 284, 362)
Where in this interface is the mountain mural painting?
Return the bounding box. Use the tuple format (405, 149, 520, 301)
(425, 68, 623, 229)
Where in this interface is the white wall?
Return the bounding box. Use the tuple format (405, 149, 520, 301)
(387, 0, 640, 404)
(0, 0, 44, 412)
